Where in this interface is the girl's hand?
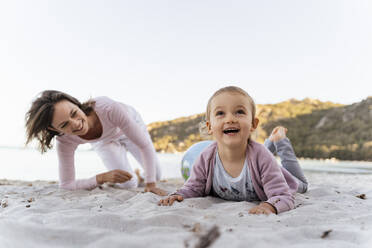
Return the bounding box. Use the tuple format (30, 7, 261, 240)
(144, 182, 168, 196)
(96, 169, 133, 185)
(158, 195, 184, 206)
(249, 202, 276, 215)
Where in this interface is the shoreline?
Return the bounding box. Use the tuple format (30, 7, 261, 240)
(1, 146, 371, 163)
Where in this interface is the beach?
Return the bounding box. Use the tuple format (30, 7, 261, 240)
(1, 171, 371, 248)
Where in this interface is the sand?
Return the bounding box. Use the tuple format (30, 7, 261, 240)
(0, 172, 372, 248)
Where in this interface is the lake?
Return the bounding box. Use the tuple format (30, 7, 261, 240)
(1, 147, 372, 182)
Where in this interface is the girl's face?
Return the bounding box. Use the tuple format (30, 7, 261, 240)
(206, 92, 258, 149)
(50, 100, 90, 136)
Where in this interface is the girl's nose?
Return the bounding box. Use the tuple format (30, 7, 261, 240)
(226, 112, 237, 123)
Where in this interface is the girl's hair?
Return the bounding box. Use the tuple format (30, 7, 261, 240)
(25, 90, 95, 153)
(199, 86, 256, 138)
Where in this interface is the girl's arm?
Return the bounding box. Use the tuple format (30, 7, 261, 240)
(258, 149, 296, 214)
(158, 150, 210, 206)
(249, 202, 277, 215)
(173, 152, 209, 199)
(158, 194, 184, 206)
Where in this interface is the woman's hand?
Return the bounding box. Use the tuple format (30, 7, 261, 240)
(96, 169, 133, 185)
(158, 195, 184, 206)
(249, 202, 277, 215)
(144, 182, 168, 196)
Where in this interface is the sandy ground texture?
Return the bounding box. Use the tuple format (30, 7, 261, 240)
(1, 172, 372, 248)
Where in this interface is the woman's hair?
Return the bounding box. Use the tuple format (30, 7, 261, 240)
(25, 90, 95, 153)
(199, 86, 256, 138)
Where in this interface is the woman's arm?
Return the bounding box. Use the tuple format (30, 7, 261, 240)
(107, 101, 157, 184)
(57, 140, 98, 190)
(106, 100, 167, 195)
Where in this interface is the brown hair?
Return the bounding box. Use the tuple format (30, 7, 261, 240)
(25, 90, 95, 153)
(199, 86, 256, 138)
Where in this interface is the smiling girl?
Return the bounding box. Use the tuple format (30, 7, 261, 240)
(159, 86, 308, 214)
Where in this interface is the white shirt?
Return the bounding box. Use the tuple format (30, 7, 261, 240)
(212, 150, 259, 201)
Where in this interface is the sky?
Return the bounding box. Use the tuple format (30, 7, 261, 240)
(0, 0, 371, 147)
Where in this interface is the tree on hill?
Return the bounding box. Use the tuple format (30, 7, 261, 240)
(147, 97, 372, 161)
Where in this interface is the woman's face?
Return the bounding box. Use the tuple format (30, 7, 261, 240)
(50, 100, 89, 136)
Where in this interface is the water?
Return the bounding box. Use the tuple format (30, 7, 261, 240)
(299, 159, 372, 174)
(0, 148, 372, 181)
(0, 148, 182, 181)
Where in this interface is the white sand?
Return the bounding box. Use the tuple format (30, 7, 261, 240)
(1, 172, 372, 248)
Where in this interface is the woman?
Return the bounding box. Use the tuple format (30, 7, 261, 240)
(25, 90, 166, 195)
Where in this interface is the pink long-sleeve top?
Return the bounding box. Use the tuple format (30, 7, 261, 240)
(56, 96, 157, 190)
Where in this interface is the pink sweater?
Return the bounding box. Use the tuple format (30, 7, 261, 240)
(56, 96, 157, 190)
(176, 140, 299, 214)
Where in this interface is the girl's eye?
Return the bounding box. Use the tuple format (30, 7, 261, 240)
(61, 122, 68, 129)
(216, 111, 224, 116)
(71, 111, 77, 117)
(237, 109, 245, 114)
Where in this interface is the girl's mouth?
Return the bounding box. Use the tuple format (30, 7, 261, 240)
(223, 128, 240, 134)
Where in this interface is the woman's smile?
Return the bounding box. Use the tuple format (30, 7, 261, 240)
(73, 119, 84, 133)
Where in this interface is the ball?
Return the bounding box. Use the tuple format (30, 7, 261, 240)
(181, 140, 214, 181)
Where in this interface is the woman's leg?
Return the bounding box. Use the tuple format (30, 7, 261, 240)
(269, 126, 308, 193)
(119, 105, 162, 181)
(93, 141, 138, 189)
(120, 137, 162, 182)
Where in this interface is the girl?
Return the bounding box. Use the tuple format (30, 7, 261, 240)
(159, 86, 308, 214)
(25, 90, 166, 195)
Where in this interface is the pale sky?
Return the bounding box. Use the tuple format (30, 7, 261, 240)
(0, 0, 371, 147)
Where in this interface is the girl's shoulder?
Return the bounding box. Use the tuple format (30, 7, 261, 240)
(200, 141, 217, 157)
(191, 141, 217, 176)
(194, 141, 218, 166)
(247, 140, 271, 155)
(247, 140, 276, 166)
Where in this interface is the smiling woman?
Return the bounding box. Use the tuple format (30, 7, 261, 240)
(25, 90, 166, 195)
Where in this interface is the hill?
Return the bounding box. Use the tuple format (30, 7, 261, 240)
(147, 97, 372, 161)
